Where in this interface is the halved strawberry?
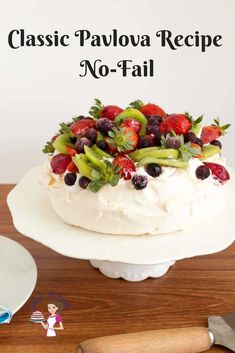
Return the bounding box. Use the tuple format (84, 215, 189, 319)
(160, 114, 192, 135)
(130, 100, 167, 119)
(201, 119, 231, 144)
(203, 162, 230, 184)
(106, 127, 139, 153)
(89, 99, 123, 121)
(113, 154, 136, 180)
(70, 119, 96, 136)
(121, 119, 141, 133)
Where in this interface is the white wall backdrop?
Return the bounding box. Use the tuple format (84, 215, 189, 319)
(0, 0, 234, 182)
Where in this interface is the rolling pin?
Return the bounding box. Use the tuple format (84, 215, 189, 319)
(77, 327, 214, 353)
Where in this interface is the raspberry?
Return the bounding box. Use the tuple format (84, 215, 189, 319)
(84, 128, 98, 143)
(96, 118, 115, 134)
(75, 137, 92, 153)
(138, 134, 155, 148)
(146, 124, 160, 135)
(165, 136, 181, 150)
(146, 115, 163, 125)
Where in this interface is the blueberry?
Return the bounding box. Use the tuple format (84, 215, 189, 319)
(79, 176, 90, 189)
(195, 138, 203, 148)
(146, 164, 162, 178)
(75, 137, 92, 153)
(184, 132, 197, 143)
(210, 140, 222, 149)
(96, 118, 115, 134)
(64, 173, 77, 186)
(155, 131, 162, 146)
(132, 175, 148, 190)
(84, 128, 97, 143)
(138, 135, 155, 148)
(70, 136, 77, 144)
(195, 165, 210, 180)
(146, 124, 160, 135)
(146, 115, 163, 125)
(97, 140, 108, 151)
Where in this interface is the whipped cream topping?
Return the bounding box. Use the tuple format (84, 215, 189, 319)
(40, 154, 230, 235)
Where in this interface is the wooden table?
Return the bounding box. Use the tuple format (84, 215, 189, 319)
(0, 184, 234, 353)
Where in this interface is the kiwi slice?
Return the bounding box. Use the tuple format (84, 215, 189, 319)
(114, 108, 147, 136)
(84, 146, 107, 169)
(52, 133, 75, 154)
(91, 144, 112, 159)
(137, 158, 188, 169)
(130, 148, 179, 162)
(200, 145, 220, 160)
(72, 154, 95, 180)
(129, 147, 161, 160)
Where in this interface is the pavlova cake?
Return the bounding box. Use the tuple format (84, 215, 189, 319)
(41, 99, 231, 235)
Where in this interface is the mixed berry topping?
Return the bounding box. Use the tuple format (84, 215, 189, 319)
(43, 99, 231, 192)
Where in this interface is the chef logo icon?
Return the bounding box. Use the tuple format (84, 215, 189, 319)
(30, 292, 69, 337)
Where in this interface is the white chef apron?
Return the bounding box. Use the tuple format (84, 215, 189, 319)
(47, 315, 57, 337)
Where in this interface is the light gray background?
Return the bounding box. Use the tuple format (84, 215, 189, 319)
(0, 0, 234, 182)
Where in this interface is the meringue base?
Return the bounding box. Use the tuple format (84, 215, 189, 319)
(42, 157, 229, 235)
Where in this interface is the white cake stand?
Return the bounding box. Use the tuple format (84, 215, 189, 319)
(7, 167, 235, 282)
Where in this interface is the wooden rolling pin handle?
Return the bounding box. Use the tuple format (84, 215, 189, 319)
(77, 327, 214, 353)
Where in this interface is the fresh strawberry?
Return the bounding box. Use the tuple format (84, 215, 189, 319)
(67, 161, 78, 173)
(66, 146, 77, 157)
(201, 118, 231, 144)
(89, 99, 123, 121)
(203, 162, 230, 183)
(113, 154, 136, 180)
(70, 119, 96, 136)
(121, 119, 141, 133)
(130, 100, 167, 119)
(160, 114, 192, 135)
(100, 105, 123, 120)
(105, 137, 118, 154)
(106, 127, 139, 153)
(51, 154, 71, 174)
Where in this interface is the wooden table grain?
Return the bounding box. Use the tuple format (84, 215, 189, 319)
(0, 184, 234, 353)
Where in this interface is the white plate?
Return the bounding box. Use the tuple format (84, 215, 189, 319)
(7, 167, 235, 265)
(0, 236, 37, 313)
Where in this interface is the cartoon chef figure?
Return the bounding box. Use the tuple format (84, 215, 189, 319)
(41, 301, 64, 336)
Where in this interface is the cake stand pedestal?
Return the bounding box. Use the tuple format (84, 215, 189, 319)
(7, 167, 235, 282)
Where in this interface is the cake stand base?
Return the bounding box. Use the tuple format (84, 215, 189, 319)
(90, 260, 176, 281)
